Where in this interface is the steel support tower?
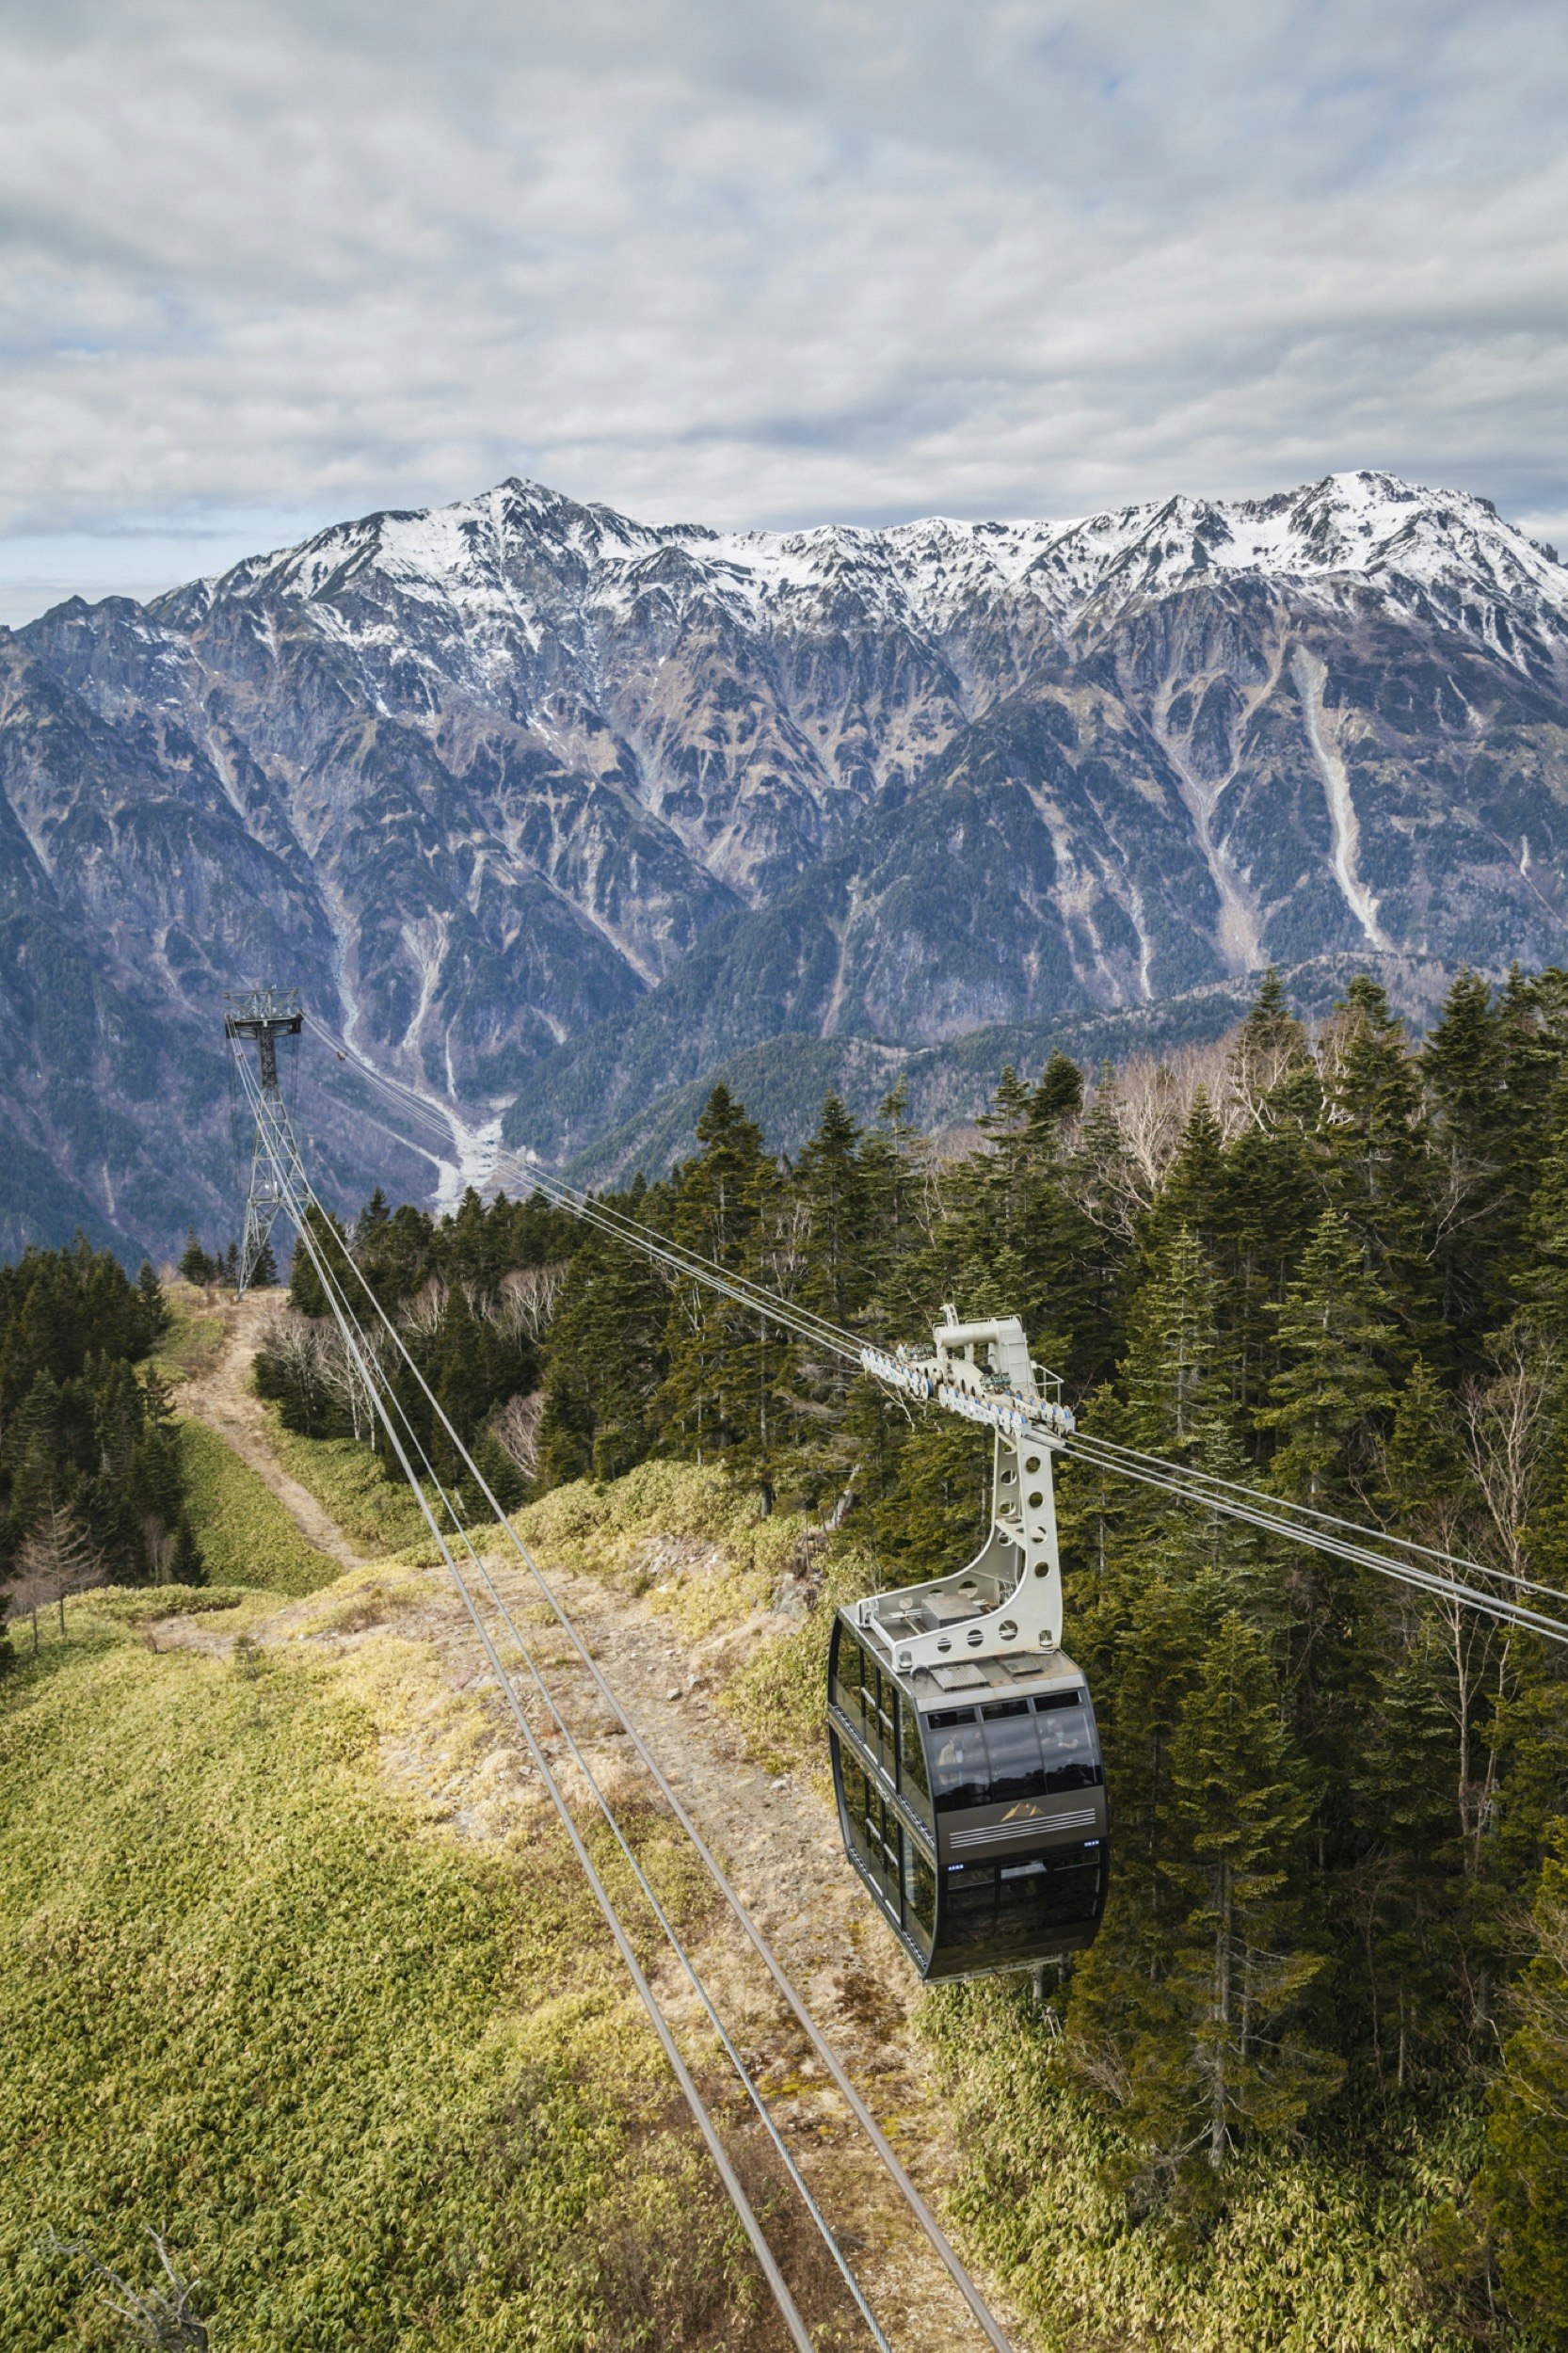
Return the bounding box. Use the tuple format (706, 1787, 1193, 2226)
(226, 986, 303, 1295)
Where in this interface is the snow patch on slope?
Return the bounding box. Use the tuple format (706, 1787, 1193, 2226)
(1292, 648, 1392, 954)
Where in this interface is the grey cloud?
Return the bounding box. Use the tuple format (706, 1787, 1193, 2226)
(1, 0, 1566, 595)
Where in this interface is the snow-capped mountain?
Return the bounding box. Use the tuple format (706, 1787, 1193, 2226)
(4, 470, 1567, 1254)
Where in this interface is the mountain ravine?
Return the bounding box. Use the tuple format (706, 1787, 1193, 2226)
(2, 466, 1566, 1256)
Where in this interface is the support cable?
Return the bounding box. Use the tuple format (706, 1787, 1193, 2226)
(261, 1064, 1017, 2353)
(246, 1094, 820, 2353)
(1059, 1425, 1568, 1605)
(1059, 1433, 1568, 1644)
(265, 1138, 894, 2351)
(298, 1027, 1568, 1647)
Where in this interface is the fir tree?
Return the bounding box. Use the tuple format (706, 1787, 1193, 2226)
(179, 1229, 215, 1285)
(1160, 1610, 1336, 2168)
(1256, 1208, 1398, 1508)
(793, 1093, 874, 1326)
(656, 1088, 774, 1471)
(1028, 1048, 1084, 1137)
(1320, 977, 1435, 1341)
(1422, 969, 1521, 1350)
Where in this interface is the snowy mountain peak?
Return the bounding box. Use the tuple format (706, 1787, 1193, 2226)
(168, 468, 1568, 684)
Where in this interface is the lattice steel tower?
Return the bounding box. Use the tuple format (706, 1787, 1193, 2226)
(226, 986, 303, 1295)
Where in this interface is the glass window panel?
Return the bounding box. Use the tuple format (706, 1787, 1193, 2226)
(899, 1696, 933, 1821)
(930, 1710, 989, 1813)
(873, 1672, 896, 1769)
(833, 1631, 865, 1738)
(980, 1698, 1047, 1801)
(872, 1797, 899, 1900)
(1034, 1695, 1094, 1767)
(943, 1861, 999, 1943)
(904, 1839, 936, 1940)
(840, 1753, 872, 1871)
(941, 1846, 1106, 1961)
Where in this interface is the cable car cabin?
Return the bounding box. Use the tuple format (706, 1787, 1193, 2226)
(828, 1624, 1107, 1979)
(830, 1307, 1108, 1980)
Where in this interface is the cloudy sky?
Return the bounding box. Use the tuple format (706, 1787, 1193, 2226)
(2, 0, 1566, 622)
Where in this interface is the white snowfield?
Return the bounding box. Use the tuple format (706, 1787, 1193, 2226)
(185, 469, 1568, 680)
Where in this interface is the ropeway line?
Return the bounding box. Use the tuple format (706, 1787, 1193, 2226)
(301, 1028, 1568, 1652)
(239, 1057, 1019, 2353)
(254, 1112, 823, 2350)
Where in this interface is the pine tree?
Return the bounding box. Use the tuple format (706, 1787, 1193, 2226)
(656, 1088, 774, 1471)
(794, 1094, 874, 1326)
(1422, 969, 1522, 1351)
(286, 1205, 350, 1315)
(1256, 1208, 1398, 1508)
(537, 1187, 670, 1486)
(1159, 1610, 1336, 2168)
(1320, 977, 1435, 1340)
(1029, 1049, 1084, 1137)
(1143, 1093, 1227, 1268)
(179, 1229, 215, 1285)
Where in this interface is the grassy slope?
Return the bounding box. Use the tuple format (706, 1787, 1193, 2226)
(0, 1599, 777, 2353)
(176, 1417, 341, 1595)
(518, 1460, 1472, 2353)
(264, 1417, 451, 1559)
(184, 1402, 1477, 2352)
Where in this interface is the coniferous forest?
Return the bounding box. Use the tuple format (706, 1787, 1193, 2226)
(248, 966, 1568, 2337)
(0, 1241, 198, 1631)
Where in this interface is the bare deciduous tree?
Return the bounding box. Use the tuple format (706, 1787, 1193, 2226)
(488, 1390, 545, 1481)
(8, 1499, 103, 1647)
(493, 1261, 569, 1343)
(44, 2226, 209, 2351)
(399, 1276, 449, 1337)
(141, 1516, 179, 1587)
(1452, 1329, 1559, 1874)
(260, 1306, 383, 1440)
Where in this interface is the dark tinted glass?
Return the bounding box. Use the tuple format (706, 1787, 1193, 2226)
(1035, 1695, 1094, 1765)
(904, 1840, 936, 1943)
(899, 1694, 933, 1820)
(833, 1631, 866, 1739)
(840, 1752, 871, 1863)
(929, 1712, 989, 1812)
(939, 1843, 1105, 1961)
(979, 1698, 1046, 1801)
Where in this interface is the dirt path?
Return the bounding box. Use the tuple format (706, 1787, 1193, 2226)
(491, 1554, 999, 2353)
(170, 1289, 364, 1573)
(169, 1305, 1018, 2353)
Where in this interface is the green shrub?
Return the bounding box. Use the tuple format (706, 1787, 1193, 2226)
(915, 1976, 1467, 2353)
(82, 1583, 252, 1623)
(176, 1419, 338, 1596)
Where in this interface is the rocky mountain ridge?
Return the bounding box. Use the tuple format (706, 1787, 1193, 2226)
(2, 468, 1566, 1256)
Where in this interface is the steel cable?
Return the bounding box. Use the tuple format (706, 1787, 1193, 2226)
(268, 1133, 895, 2350)
(267, 1050, 1020, 2353)
(302, 1033, 1568, 1645)
(241, 1081, 823, 2352)
(253, 1046, 1019, 2353)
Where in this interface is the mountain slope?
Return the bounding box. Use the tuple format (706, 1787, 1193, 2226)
(3, 469, 1566, 1252)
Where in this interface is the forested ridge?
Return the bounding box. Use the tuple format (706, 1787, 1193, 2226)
(248, 963, 1568, 2340)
